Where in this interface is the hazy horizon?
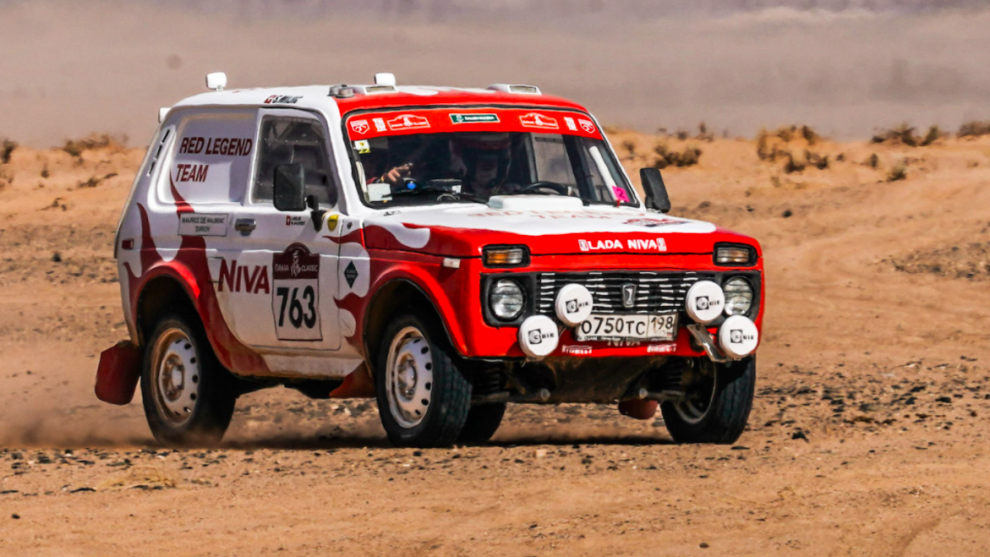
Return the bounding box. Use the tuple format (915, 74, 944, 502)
(1, 0, 989, 146)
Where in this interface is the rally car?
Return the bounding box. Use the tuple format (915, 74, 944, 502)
(96, 72, 764, 448)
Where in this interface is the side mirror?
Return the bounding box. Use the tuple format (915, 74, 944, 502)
(640, 168, 671, 213)
(274, 164, 306, 212)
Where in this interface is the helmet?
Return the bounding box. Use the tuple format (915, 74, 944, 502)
(449, 133, 512, 192)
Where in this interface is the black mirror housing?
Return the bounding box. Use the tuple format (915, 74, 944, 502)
(274, 164, 307, 212)
(639, 167, 671, 213)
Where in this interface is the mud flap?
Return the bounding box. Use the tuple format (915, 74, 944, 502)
(95, 341, 142, 405)
(618, 399, 658, 420)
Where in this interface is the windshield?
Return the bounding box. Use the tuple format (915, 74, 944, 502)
(345, 110, 636, 208)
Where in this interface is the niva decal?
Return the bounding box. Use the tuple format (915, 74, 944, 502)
(218, 260, 271, 294)
(578, 238, 667, 252)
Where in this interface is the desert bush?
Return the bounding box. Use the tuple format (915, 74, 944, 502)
(620, 139, 637, 157)
(783, 151, 806, 174)
(887, 160, 908, 182)
(958, 121, 990, 138)
(63, 134, 125, 157)
(920, 126, 942, 147)
(807, 150, 829, 170)
(696, 122, 715, 142)
(653, 141, 702, 169)
(1, 139, 17, 164)
(866, 153, 880, 169)
(872, 124, 919, 147)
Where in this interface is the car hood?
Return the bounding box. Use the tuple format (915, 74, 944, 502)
(360, 200, 758, 258)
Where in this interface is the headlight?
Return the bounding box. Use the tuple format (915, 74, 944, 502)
(489, 279, 524, 321)
(715, 244, 755, 266)
(723, 277, 753, 316)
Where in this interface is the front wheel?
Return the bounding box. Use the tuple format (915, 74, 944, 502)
(375, 314, 471, 448)
(140, 313, 236, 447)
(661, 357, 756, 444)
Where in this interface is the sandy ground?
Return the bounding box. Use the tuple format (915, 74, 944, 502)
(1, 130, 990, 555)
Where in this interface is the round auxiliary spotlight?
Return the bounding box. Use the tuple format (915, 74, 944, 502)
(554, 284, 594, 327)
(517, 315, 559, 358)
(685, 280, 725, 324)
(717, 315, 759, 359)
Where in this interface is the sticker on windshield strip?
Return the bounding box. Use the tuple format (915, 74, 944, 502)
(520, 112, 559, 130)
(450, 113, 500, 124)
(387, 114, 430, 131)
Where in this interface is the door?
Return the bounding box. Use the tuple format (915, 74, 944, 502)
(211, 109, 344, 352)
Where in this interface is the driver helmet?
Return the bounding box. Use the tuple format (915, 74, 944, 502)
(449, 133, 512, 194)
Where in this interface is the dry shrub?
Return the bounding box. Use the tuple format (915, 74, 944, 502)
(1, 139, 17, 164)
(620, 139, 637, 157)
(866, 153, 880, 169)
(77, 172, 118, 189)
(920, 126, 942, 147)
(63, 133, 126, 157)
(958, 121, 990, 138)
(696, 122, 715, 142)
(756, 125, 826, 169)
(782, 150, 806, 174)
(887, 160, 908, 182)
(872, 124, 919, 147)
(653, 141, 702, 169)
(675, 129, 690, 141)
(807, 150, 829, 170)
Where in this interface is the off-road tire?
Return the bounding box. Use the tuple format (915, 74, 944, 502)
(141, 312, 236, 447)
(661, 357, 756, 444)
(457, 403, 506, 444)
(375, 314, 471, 448)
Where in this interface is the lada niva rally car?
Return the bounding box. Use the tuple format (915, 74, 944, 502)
(96, 72, 765, 448)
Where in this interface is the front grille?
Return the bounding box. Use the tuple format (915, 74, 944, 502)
(536, 271, 716, 316)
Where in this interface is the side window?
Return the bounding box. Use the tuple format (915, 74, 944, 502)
(167, 113, 256, 204)
(253, 117, 338, 207)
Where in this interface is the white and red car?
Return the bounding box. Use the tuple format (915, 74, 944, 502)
(96, 73, 765, 447)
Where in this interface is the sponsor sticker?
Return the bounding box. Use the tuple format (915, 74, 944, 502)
(271, 244, 322, 341)
(519, 112, 559, 130)
(343, 261, 359, 288)
(373, 118, 387, 132)
(564, 117, 578, 131)
(264, 95, 301, 104)
(350, 120, 370, 135)
(353, 139, 370, 154)
(577, 238, 667, 252)
(578, 118, 597, 134)
(178, 213, 228, 237)
(562, 345, 593, 356)
(730, 329, 755, 344)
(450, 113, 500, 124)
(387, 114, 430, 131)
(285, 215, 306, 226)
(326, 214, 339, 232)
(646, 343, 677, 355)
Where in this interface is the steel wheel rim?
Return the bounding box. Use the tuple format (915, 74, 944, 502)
(151, 327, 200, 427)
(385, 326, 434, 429)
(673, 370, 717, 425)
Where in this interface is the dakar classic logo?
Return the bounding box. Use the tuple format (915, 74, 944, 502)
(387, 114, 430, 131)
(519, 113, 559, 130)
(349, 119, 370, 135)
(578, 238, 667, 252)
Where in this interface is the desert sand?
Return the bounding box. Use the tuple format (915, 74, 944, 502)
(1, 127, 989, 555)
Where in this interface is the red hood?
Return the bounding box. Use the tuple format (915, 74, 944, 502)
(361, 204, 760, 258)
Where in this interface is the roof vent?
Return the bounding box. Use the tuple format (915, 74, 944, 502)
(205, 72, 227, 91)
(374, 72, 396, 86)
(488, 83, 541, 95)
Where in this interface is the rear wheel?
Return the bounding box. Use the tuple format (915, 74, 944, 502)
(141, 313, 236, 447)
(661, 357, 755, 444)
(375, 314, 471, 448)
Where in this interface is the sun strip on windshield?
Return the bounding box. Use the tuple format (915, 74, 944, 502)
(344, 107, 604, 141)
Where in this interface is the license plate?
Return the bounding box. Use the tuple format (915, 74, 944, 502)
(575, 313, 678, 342)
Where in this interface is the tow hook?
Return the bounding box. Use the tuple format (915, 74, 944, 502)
(686, 324, 731, 363)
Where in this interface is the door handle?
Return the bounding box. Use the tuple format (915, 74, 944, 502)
(234, 218, 256, 233)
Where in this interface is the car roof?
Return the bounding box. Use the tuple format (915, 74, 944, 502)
(170, 85, 590, 116)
